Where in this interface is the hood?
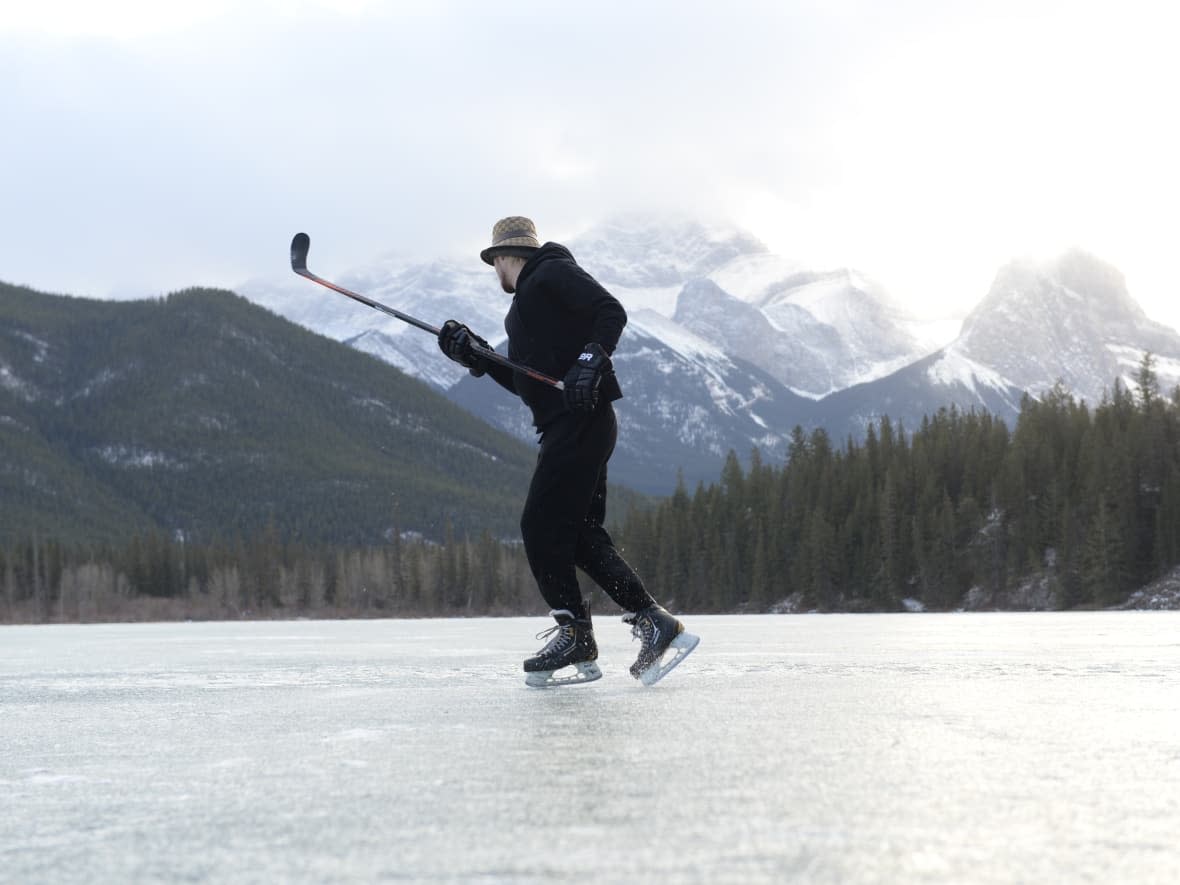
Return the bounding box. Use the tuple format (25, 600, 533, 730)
(516, 242, 577, 287)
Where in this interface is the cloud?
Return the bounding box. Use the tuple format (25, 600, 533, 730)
(1, 1, 1178, 331)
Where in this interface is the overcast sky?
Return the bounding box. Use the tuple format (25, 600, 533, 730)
(2, 0, 1177, 326)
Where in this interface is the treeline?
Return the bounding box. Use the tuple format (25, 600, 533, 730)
(617, 356, 1180, 612)
(5, 358, 1179, 622)
(0, 526, 548, 624)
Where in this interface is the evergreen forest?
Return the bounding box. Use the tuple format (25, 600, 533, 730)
(4, 355, 1178, 622)
(0, 281, 542, 546)
(621, 356, 1180, 612)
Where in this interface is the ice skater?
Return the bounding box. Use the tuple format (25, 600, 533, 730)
(437, 216, 699, 687)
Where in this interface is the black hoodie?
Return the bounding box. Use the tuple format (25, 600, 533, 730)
(485, 243, 626, 429)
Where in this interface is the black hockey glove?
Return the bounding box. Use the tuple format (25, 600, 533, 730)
(563, 343, 611, 412)
(437, 320, 490, 377)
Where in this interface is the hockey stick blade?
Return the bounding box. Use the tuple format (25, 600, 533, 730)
(287, 233, 564, 390)
(289, 231, 436, 334)
(290, 232, 311, 274)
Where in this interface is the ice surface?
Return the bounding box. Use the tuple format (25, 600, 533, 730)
(2, 614, 1179, 884)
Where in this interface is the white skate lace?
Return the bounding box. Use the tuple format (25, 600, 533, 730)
(625, 612, 656, 650)
(534, 610, 577, 654)
(534, 623, 572, 648)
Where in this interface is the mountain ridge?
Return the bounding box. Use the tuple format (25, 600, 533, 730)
(238, 218, 1180, 493)
(0, 280, 547, 546)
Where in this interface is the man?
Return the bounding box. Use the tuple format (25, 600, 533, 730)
(437, 216, 698, 687)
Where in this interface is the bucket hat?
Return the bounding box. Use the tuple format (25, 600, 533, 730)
(480, 216, 541, 265)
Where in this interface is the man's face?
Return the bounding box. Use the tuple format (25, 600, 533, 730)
(493, 255, 515, 294)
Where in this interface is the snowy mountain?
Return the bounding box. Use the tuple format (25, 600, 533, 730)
(568, 215, 939, 397)
(811, 250, 1180, 440)
(448, 309, 816, 493)
(0, 282, 542, 545)
(245, 253, 512, 390)
(242, 216, 935, 490)
(812, 349, 1027, 441)
(953, 250, 1180, 405)
(571, 213, 770, 293)
(239, 222, 1177, 495)
(671, 269, 935, 396)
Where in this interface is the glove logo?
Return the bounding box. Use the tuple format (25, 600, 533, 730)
(578, 351, 594, 362)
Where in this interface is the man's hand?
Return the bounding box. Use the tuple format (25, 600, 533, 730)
(437, 320, 491, 377)
(563, 343, 611, 412)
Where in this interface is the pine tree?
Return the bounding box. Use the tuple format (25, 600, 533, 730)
(876, 467, 902, 607)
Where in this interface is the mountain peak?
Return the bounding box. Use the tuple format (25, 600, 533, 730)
(1052, 248, 1138, 315)
(569, 213, 768, 288)
(972, 249, 1142, 328)
(956, 248, 1176, 402)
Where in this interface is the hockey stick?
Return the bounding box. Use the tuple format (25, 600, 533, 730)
(290, 232, 564, 390)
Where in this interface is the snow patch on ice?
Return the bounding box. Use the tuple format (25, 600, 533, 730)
(23, 770, 106, 785)
(323, 728, 386, 743)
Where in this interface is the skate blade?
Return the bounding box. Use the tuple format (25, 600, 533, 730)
(524, 660, 603, 688)
(639, 632, 700, 686)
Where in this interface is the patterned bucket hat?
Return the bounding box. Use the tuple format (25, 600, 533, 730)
(480, 216, 541, 265)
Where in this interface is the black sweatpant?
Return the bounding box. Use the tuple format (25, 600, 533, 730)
(519, 403, 656, 621)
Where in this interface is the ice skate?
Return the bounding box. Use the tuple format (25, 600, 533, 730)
(523, 610, 602, 688)
(623, 605, 699, 686)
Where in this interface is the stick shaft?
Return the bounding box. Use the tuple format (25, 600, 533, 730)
(289, 233, 564, 389)
(294, 266, 439, 335)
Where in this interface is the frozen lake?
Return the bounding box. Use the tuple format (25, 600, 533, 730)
(2, 613, 1179, 883)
